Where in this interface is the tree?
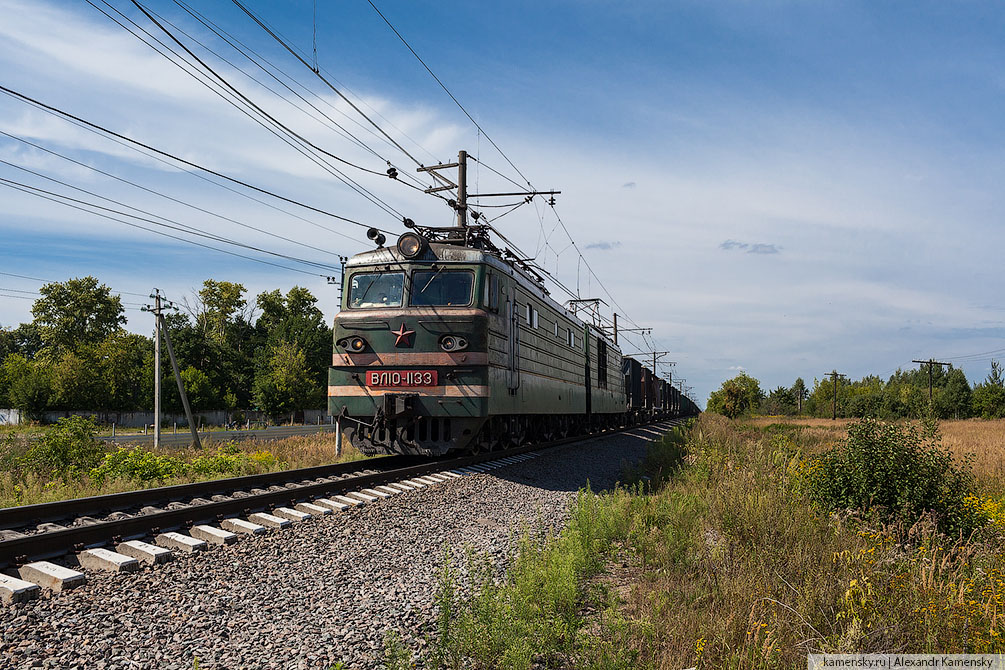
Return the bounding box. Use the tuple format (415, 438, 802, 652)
(4, 354, 53, 420)
(254, 286, 331, 390)
(11, 323, 43, 359)
(972, 360, 1005, 419)
(790, 377, 808, 414)
(762, 386, 796, 415)
(180, 366, 219, 413)
(31, 277, 125, 354)
(50, 349, 103, 410)
(95, 332, 151, 411)
(188, 280, 250, 343)
(253, 341, 322, 418)
(706, 373, 764, 418)
(936, 368, 972, 420)
(178, 281, 257, 409)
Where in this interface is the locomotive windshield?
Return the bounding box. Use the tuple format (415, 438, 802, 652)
(348, 272, 404, 308)
(410, 270, 473, 307)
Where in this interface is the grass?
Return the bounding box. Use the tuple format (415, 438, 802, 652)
(414, 414, 1005, 669)
(745, 416, 1005, 497)
(0, 428, 365, 508)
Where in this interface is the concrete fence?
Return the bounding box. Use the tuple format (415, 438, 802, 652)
(0, 409, 330, 428)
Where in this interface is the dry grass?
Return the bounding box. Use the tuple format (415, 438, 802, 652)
(746, 416, 1005, 494)
(433, 415, 1005, 668)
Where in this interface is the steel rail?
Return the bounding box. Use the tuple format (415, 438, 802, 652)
(0, 418, 687, 568)
(0, 454, 415, 530)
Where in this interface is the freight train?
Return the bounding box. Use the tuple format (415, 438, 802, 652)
(328, 225, 699, 456)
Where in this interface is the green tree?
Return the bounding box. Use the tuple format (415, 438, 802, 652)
(31, 277, 125, 354)
(254, 286, 330, 389)
(706, 373, 764, 418)
(790, 377, 808, 414)
(50, 349, 103, 410)
(190, 280, 249, 343)
(761, 386, 796, 415)
(95, 332, 151, 411)
(4, 354, 53, 420)
(253, 341, 322, 418)
(936, 368, 972, 420)
(180, 366, 219, 413)
(972, 360, 1005, 419)
(11, 323, 42, 359)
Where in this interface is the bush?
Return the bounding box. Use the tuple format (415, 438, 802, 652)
(801, 418, 977, 534)
(90, 447, 186, 483)
(25, 416, 105, 478)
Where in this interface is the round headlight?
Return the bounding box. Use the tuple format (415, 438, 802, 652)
(348, 336, 366, 352)
(439, 335, 468, 352)
(397, 232, 425, 259)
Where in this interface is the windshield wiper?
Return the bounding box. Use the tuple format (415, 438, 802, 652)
(419, 265, 446, 294)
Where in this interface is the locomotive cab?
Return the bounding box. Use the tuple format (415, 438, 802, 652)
(328, 237, 495, 456)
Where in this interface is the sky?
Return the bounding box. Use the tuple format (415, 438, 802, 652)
(1, 0, 1004, 407)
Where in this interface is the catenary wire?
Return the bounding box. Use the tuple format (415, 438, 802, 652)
(0, 85, 394, 236)
(1, 131, 345, 260)
(102, 0, 406, 221)
(363, 0, 533, 189)
(0, 170, 341, 273)
(0, 177, 331, 277)
(172, 0, 434, 194)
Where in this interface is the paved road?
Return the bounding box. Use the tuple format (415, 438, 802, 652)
(99, 424, 337, 447)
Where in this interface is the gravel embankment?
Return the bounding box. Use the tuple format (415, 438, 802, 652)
(1, 424, 671, 670)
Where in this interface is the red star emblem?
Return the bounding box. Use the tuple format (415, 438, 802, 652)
(391, 323, 415, 347)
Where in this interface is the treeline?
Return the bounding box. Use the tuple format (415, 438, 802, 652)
(707, 362, 1005, 420)
(0, 277, 331, 421)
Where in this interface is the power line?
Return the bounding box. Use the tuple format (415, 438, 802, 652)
(0, 271, 150, 298)
(363, 0, 533, 188)
(1, 132, 345, 260)
(0, 161, 342, 272)
(0, 178, 327, 277)
(172, 0, 435, 194)
(232, 0, 436, 179)
(0, 84, 392, 235)
(2, 105, 365, 246)
(96, 0, 407, 221)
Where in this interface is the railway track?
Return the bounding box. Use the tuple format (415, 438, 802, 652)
(0, 419, 684, 603)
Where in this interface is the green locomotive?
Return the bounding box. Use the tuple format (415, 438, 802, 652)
(328, 225, 693, 456)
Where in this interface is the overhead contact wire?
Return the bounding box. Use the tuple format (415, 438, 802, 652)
(0, 85, 392, 235)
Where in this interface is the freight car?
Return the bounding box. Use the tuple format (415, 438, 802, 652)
(328, 225, 696, 456)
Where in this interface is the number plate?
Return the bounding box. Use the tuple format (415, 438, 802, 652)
(366, 370, 438, 387)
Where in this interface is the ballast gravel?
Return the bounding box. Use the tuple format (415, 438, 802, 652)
(0, 425, 670, 670)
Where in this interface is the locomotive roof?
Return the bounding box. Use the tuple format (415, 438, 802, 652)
(345, 242, 620, 350)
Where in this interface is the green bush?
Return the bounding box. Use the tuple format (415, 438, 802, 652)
(801, 418, 977, 534)
(90, 447, 186, 483)
(189, 443, 254, 476)
(25, 415, 105, 478)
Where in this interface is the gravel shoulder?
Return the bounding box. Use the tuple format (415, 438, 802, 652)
(1, 424, 670, 670)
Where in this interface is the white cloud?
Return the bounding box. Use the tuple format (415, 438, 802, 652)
(1, 0, 1003, 409)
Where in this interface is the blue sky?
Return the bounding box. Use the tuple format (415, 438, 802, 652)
(1, 0, 1004, 405)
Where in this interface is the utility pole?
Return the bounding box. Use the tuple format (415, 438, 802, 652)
(824, 371, 846, 420)
(912, 359, 951, 403)
(143, 291, 202, 449)
(152, 290, 162, 449)
(418, 149, 560, 233)
(625, 350, 673, 379)
(612, 316, 651, 349)
(456, 149, 467, 228)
